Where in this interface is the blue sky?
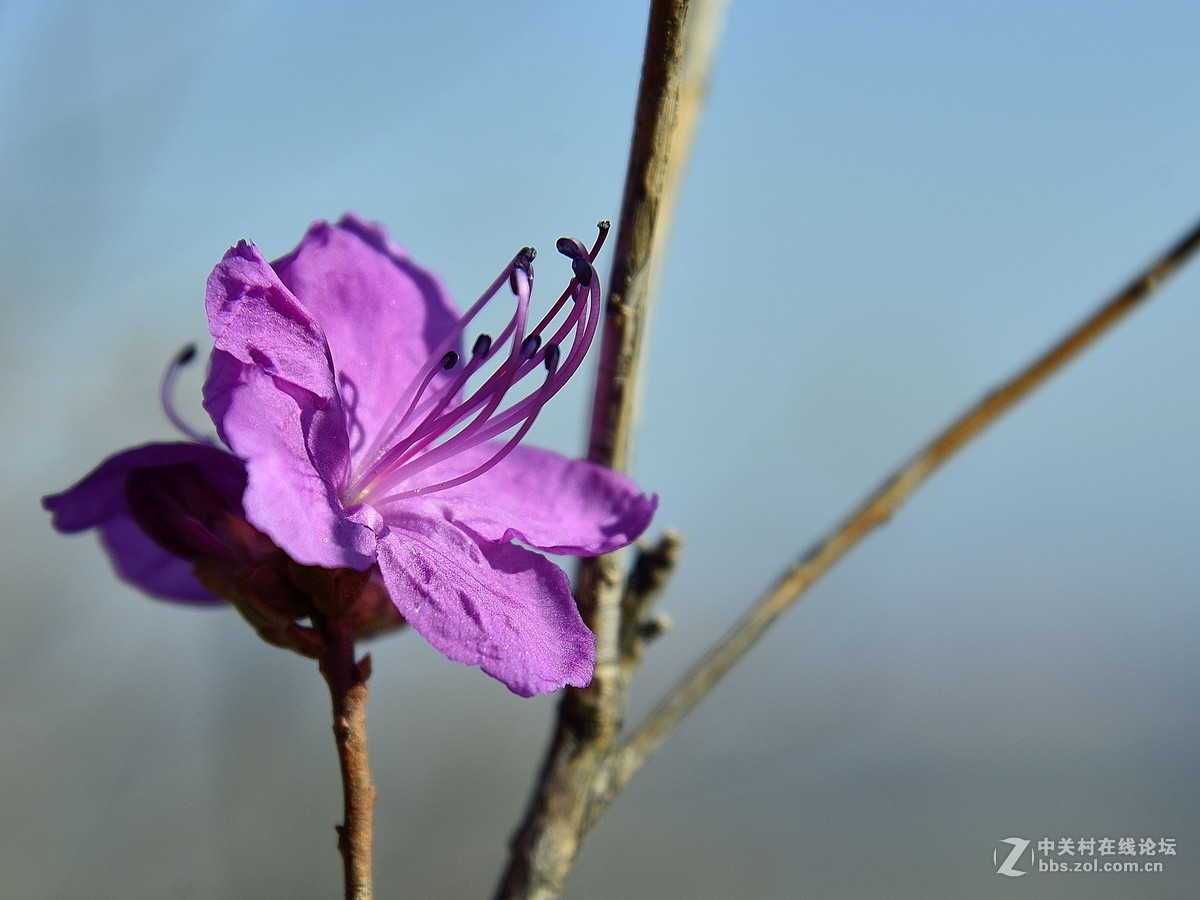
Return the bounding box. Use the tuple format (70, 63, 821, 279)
(3, 1, 1199, 897)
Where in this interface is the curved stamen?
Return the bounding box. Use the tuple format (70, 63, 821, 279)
(407, 265, 534, 437)
(160, 343, 212, 444)
(376, 344, 564, 503)
(360, 267, 540, 504)
(353, 335, 493, 498)
(505, 233, 596, 358)
(370, 349, 459, 463)
(349, 230, 604, 505)
(367, 273, 595, 493)
(372, 260, 534, 483)
(465, 277, 598, 448)
(497, 250, 600, 408)
(358, 246, 537, 471)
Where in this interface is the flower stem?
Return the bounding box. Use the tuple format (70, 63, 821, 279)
(315, 613, 376, 900)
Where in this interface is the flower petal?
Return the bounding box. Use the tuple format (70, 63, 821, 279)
(406, 444, 657, 555)
(42, 443, 243, 603)
(205, 239, 345, 407)
(375, 505, 595, 696)
(204, 240, 377, 570)
(269, 214, 463, 469)
(207, 352, 380, 571)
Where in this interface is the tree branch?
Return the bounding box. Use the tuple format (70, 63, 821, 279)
(493, 1, 725, 897)
(603, 214, 1200, 797)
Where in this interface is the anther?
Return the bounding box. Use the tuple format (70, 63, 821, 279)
(572, 256, 594, 287)
(440, 350, 458, 370)
(175, 343, 198, 366)
(556, 237, 583, 259)
(472, 333, 493, 359)
(521, 333, 542, 359)
(509, 247, 536, 295)
(544, 343, 561, 372)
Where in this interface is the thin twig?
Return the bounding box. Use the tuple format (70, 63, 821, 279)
(493, 1, 725, 898)
(315, 615, 377, 900)
(601, 215, 1200, 797)
(618, 530, 683, 668)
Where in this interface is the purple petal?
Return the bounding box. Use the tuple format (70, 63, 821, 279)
(42, 443, 243, 603)
(207, 354, 380, 571)
(410, 444, 657, 556)
(269, 215, 462, 470)
(375, 505, 595, 696)
(205, 240, 346, 408)
(203, 241, 377, 570)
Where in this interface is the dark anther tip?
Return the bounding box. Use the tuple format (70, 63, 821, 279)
(440, 350, 459, 370)
(544, 343, 561, 372)
(473, 333, 493, 359)
(571, 257, 594, 287)
(176, 343, 198, 365)
(521, 333, 542, 360)
(556, 237, 584, 259)
(511, 248, 537, 293)
(597, 220, 611, 232)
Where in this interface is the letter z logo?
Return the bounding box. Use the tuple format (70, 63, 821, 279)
(995, 837, 1031, 876)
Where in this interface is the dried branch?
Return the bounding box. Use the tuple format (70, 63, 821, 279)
(493, 1, 725, 897)
(602, 214, 1200, 798)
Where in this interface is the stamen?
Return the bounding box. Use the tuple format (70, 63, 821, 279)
(348, 228, 605, 506)
(376, 280, 592, 487)
(400, 265, 534, 445)
(160, 343, 211, 444)
(354, 344, 487, 494)
(471, 275, 600, 446)
(357, 245, 537, 470)
(517, 273, 598, 387)
(363, 311, 530, 497)
(365, 347, 462, 471)
(572, 256, 594, 286)
(508, 246, 537, 295)
(557, 233, 595, 286)
(377, 344, 564, 503)
(555, 237, 583, 259)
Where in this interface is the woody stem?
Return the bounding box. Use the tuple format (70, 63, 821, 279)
(314, 613, 377, 900)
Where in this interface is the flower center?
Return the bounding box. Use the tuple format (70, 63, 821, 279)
(347, 221, 609, 508)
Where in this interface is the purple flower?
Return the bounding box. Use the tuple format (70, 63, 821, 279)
(47, 213, 655, 696)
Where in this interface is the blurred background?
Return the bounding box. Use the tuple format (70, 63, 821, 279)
(2, 1, 1198, 897)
